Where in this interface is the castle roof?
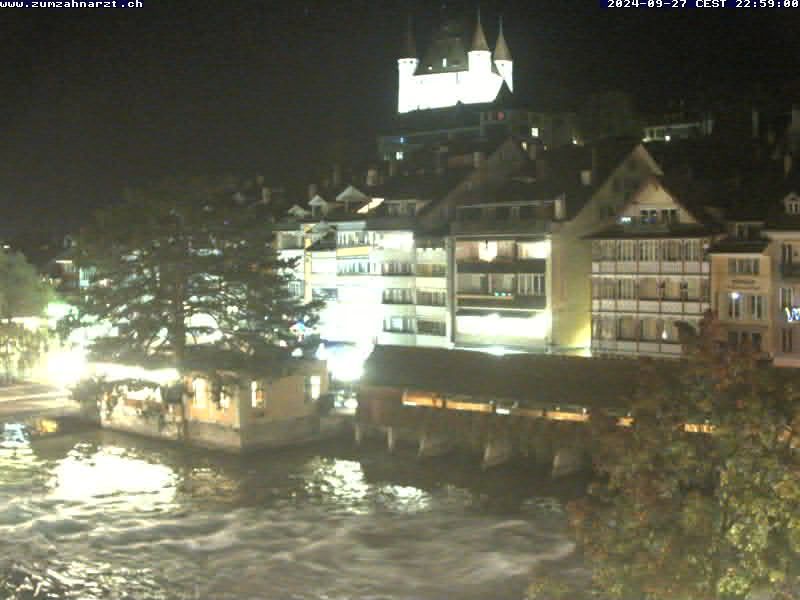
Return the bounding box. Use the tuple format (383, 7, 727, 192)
(470, 12, 490, 52)
(494, 19, 511, 61)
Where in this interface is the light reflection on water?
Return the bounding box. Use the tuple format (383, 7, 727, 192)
(0, 429, 586, 600)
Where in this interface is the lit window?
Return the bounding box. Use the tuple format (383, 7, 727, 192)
(305, 375, 322, 403)
(531, 127, 539, 138)
(192, 378, 207, 408)
(251, 380, 265, 409)
(395, 151, 404, 161)
(442, 58, 447, 67)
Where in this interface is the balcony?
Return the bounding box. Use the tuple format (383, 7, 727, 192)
(457, 258, 546, 275)
(457, 294, 547, 310)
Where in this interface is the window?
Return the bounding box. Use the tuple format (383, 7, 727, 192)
(313, 288, 338, 302)
(383, 288, 414, 305)
(663, 240, 682, 262)
(218, 386, 232, 410)
(192, 378, 207, 408)
(783, 328, 794, 353)
(383, 262, 412, 275)
(781, 287, 793, 309)
(684, 240, 702, 262)
(288, 280, 304, 299)
(305, 375, 322, 403)
(752, 332, 763, 352)
(618, 241, 636, 262)
(338, 259, 370, 275)
(417, 320, 446, 336)
(728, 258, 759, 275)
(617, 278, 636, 300)
(639, 241, 657, 262)
(782, 244, 794, 265)
(417, 289, 446, 306)
(417, 264, 446, 277)
(531, 127, 539, 138)
(383, 317, 414, 334)
(750, 295, 765, 320)
(518, 273, 546, 296)
(728, 294, 743, 320)
(787, 199, 800, 214)
(251, 380, 265, 409)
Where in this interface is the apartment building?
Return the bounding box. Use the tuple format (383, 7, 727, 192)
(765, 180, 800, 366)
(589, 178, 717, 357)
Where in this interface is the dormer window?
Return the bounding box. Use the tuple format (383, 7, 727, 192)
(788, 199, 800, 215)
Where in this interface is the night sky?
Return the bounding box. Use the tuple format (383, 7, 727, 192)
(1, 0, 799, 236)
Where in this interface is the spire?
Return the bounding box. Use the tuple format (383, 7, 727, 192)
(471, 7, 490, 52)
(494, 16, 512, 62)
(401, 16, 416, 59)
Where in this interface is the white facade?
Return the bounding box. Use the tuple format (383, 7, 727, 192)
(397, 18, 513, 114)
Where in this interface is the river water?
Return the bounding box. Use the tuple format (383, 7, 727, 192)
(0, 429, 587, 600)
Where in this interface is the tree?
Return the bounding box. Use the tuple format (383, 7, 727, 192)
(65, 177, 320, 372)
(0, 251, 52, 382)
(568, 317, 800, 599)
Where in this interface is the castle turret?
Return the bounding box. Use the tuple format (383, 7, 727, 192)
(398, 17, 419, 113)
(493, 17, 513, 92)
(467, 9, 492, 77)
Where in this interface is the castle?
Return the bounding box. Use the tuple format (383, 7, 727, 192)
(397, 12, 513, 114)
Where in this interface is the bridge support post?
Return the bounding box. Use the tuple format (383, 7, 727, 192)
(354, 422, 363, 446)
(387, 426, 396, 453)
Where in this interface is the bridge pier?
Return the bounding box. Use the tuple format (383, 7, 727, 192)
(552, 446, 588, 478)
(418, 431, 452, 458)
(482, 434, 513, 469)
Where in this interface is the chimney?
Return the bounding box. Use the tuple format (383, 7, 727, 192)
(332, 164, 342, 187)
(785, 154, 793, 177)
(751, 107, 760, 139)
(308, 183, 318, 202)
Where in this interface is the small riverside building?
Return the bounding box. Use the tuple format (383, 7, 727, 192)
(96, 353, 334, 452)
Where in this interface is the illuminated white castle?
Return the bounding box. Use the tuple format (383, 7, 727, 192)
(398, 12, 513, 114)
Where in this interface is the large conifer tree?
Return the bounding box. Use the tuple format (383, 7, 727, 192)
(66, 177, 319, 371)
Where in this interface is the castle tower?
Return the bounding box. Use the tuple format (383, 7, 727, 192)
(493, 17, 513, 92)
(397, 17, 419, 113)
(467, 9, 492, 78)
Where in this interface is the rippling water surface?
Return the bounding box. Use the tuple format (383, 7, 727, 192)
(0, 430, 586, 599)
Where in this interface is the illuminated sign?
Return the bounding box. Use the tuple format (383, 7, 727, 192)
(785, 307, 800, 323)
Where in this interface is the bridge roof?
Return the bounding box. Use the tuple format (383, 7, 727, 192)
(361, 346, 659, 411)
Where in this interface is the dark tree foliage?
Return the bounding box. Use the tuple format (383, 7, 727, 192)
(564, 317, 800, 600)
(65, 177, 320, 371)
(0, 251, 52, 382)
